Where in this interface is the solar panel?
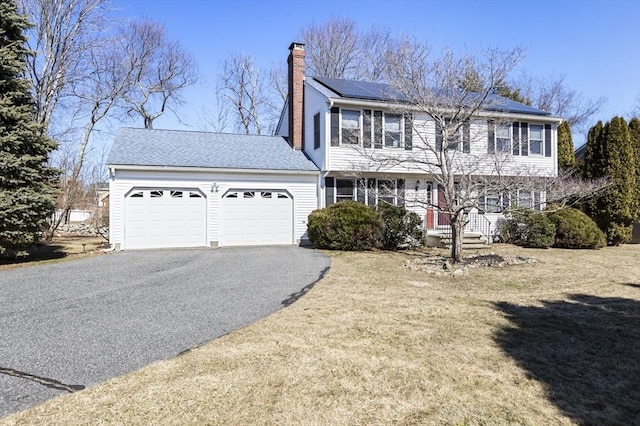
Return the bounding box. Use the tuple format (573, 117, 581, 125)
(313, 76, 550, 116)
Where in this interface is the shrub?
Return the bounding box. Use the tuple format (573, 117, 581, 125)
(548, 208, 606, 249)
(307, 201, 383, 251)
(377, 202, 424, 250)
(499, 209, 556, 248)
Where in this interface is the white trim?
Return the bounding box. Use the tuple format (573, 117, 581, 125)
(108, 164, 319, 175)
(331, 98, 563, 123)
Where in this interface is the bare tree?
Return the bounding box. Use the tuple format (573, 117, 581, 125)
(48, 35, 137, 235)
(20, 0, 111, 136)
(219, 53, 278, 135)
(120, 20, 198, 129)
(298, 16, 392, 82)
(515, 74, 606, 134)
(359, 40, 604, 262)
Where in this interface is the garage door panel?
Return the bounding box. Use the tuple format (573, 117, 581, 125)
(125, 188, 206, 249)
(221, 190, 293, 246)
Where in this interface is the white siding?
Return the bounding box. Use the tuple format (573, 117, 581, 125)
(109, 168, 317, 249)
(325, 114, 557, 178)
(303, 84, 328, 170)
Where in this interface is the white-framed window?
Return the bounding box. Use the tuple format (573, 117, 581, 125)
(496, 125, 511, 152)
(341, 109, 361, 145)
(479, 189, 543, 213)
(333, 178, 400, 205)
(384, 113, 402, 148)
(529, 124, 543, 155)
(336, 179, 356, 202)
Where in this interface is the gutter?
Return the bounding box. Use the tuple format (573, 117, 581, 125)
(107, 164, 320, 176)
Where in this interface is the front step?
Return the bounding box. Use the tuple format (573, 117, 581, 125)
(428, 232, 491, 249)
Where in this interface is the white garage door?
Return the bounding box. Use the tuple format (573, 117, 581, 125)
(125, 188, 207, 249)
(221, 190, 293, 246)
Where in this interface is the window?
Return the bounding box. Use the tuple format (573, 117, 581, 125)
(150, 190, 163, 198)
(170, 190, 183, 198)
(341, 109, 361, 144)
(333, 178, 401, 205)
(479, 189, 542, 213)
(189, 191, 203, 198)
(336, 179, 355, 202)
(130, 191, 143, 198)
(313, 113, 320, 150)
(529, 124, 543, 155)
(496, 125, 511, 152)
(377, 179, 396, 204)
(384, 113, 402, 148)
(243, 191, 255, 198)
(261, 192, 272, 198)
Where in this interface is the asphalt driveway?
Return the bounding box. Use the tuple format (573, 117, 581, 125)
(0, 247, 330, 418)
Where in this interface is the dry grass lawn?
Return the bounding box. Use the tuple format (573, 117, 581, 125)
(0, 235, 106, 270)
(3, 244, 640, 425)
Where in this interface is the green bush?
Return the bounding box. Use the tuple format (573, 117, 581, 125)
(499, 210, 556, 248)
(377, 202, 424, 250)
(548, 208, 606, 249)
(307, 201, 383, 251)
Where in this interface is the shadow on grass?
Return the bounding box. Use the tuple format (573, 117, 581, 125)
(0, 244, 67, 266)
(494, 294, 640, 424)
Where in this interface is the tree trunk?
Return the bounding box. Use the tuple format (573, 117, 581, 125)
(450, 215, 464, 263)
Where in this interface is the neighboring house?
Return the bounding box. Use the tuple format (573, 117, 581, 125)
(108, 42, 561, 250)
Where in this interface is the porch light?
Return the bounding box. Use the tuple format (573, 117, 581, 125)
(211, 183, 219, 193)
(415, 180, 420, 191)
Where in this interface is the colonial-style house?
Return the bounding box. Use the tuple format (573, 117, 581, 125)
(107, 43, 561, 250)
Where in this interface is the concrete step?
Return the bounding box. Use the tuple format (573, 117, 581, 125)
(433, 232, 491, 250)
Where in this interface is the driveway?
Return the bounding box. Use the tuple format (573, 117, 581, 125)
(0, 247, 330, 418)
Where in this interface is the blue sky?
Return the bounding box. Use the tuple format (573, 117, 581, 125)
(113, 0, 640, 146)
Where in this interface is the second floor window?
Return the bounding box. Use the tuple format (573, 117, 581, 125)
(341, 109, 361, 144)
(384, 113, 402, 148)
(529, 124, 543, 155)
(495, 125, 511, 152)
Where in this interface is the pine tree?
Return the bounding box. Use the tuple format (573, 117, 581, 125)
(557, 121, 577, 171)
(584, 117, 637, 244)
(0, 0, 58, 253)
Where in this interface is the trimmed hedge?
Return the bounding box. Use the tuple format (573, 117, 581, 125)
(499, 210, 556, 248)
(548, 207, 606, 249)
(307, 201, 383, 251)
(307, 201, 424, 251)
(377, 202, 424, 250)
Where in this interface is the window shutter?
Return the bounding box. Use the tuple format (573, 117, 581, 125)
(487, 120, 495, 154)
(404, 113, 412, 150)
(373, 111, 383, 149)
(330, 107, 339, 146)
(397, 179, 405, 206)
(520, 122, 528, 156)
(512, 122, 520, 155)
(362, 110, 372, 148)
(325, 177, 335, 206)
(436, 121, 443, 151)
(544, 124, 552, 157)
(463, 122, 471, 153)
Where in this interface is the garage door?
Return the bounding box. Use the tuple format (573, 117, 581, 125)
(221, 190, 293, 246)
(125, 188, 207, 249)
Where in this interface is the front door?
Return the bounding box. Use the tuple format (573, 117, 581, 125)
(437, 186, 450, 226)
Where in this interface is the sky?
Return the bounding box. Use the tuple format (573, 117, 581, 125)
(112, 0, 640, 147)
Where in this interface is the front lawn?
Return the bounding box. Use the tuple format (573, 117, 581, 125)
(3, 244, 639, 425)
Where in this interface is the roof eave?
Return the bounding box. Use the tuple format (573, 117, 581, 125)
(107, 164, 319, 175)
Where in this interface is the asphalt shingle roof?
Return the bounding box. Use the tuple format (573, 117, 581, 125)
(313, 76, 552, 117)
(107, 128, 319, 172)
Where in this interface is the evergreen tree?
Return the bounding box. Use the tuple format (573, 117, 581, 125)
(584, 117, 637, 244)
(0, 0, 58, 253)
(557, 121, 577, 171)
(629, 117, 640, 220)
(582, 121, 605, 179)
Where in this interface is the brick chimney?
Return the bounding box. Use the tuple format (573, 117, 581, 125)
(288, 42, 305, 150)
